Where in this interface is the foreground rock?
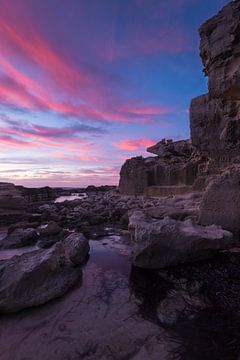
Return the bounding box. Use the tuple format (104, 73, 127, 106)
(0, 228, 37, 249)
(199, 166, 240, 233)
(64, 233, 90, 266)
(129, 211, 234, 269)
(0, 235, 89, 313)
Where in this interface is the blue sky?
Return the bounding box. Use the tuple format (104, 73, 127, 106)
(0, 0, 228, 186)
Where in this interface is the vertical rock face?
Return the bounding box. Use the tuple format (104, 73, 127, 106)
(199, 0, 240, 99)
(0, 183, 26, 210)
(119, 0, 240, 195)
(0, 182, 27, 225)
(190, 0, 240, 163)
(118, 142, 202, 195)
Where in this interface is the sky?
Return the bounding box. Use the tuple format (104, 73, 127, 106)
(0, 0, 228, 187)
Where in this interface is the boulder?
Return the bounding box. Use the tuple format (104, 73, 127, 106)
(0, 243, 82, 313)
(129, 211, 234, 269)
(64, 233, 90, 266)
(0, 228, 37, 249)
(40, 221, 61, 236)
(199, 166, 240, 233)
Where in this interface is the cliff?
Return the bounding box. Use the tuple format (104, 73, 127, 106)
(119, 0, 240, 195)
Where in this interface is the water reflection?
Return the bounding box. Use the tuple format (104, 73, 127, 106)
(55, 193, 87, 203)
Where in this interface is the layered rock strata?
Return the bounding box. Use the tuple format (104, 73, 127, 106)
(0, 183, 27, 225)
(119, 0, 240, 196)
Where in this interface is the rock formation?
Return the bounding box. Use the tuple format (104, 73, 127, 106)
(0, 182, 27, 225)
(190, 0, 240, 172)
(119, 0, 240, 196)
(119, 141, 202, 195)
(129, 210, 234, 269)
(199, 165, 240, 233)
(0, 234, 89, 313)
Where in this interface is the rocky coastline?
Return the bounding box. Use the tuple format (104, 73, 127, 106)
(1, 1, 240, 359)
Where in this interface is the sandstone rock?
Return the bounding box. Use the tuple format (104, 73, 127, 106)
(199, 166, 240, 233)
(119, 1, 240, 196)
(0, 183, 27, 225)
(0, 243, 82, 313)
(190, 94, 240, 158)
(147, 139, 192, 158)
(64, 233, 90, 266)
(0, 228, 37, 249)
(129, 212, 234, 269)
(40, 221, 61, 236)
(0, 182, 26, 210)
(119, 154, 201, 196)
(199, 0, 240, 99)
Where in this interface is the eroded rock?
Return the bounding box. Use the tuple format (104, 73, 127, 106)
(0, 228, 37, 249)
(0, 243, 83, 313)
(199, 166, 240, 233)
(129, 211, 234, 269)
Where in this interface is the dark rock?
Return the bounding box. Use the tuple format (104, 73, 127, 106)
(129, 211, 234, 269)
(0, 228, 37, 249)
(40, 221, 62, 236)
(64, 233, 90, 266)
(0, 243, 82, 313)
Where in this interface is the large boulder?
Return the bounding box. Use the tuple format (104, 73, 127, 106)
(199, 166, 240, 233)
(0, 242, 84, 313)
(129, 211, 234, 269)
(64, 233, 90, 266)
(0, 228, 37, 249)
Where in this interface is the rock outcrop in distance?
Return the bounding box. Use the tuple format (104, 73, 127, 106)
(119, 0, 240, 197)
(0, 183, 27, 226)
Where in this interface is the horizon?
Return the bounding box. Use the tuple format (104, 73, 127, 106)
(0, 0, 228, 187)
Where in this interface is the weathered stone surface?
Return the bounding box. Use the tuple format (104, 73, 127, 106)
(147, 139, 192, 158)
(40, 221, 61, 236)
(119, 1, 240, 196)
(0, 243, 82, 313)
(119, 154, 201, 195)
(190, 94, 240, 157)
(0, 228, 37, 249)
(199, 0, 240, 99)
(64, 233, 90, 266)
(190, 0, 240, 164)
(0, 183, 27, 226)
(0, 182, 26, 210)
(199, 166, 240, 233)
(129, 211, 234, 269)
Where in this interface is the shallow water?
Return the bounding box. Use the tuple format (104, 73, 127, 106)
(55, 193, 87, 203)
(0, 234, 239, 360)
(0, 235, 165, 360)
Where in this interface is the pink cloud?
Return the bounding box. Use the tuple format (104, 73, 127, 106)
(0, 2, 177, 125)
(113, 138, 155, 151)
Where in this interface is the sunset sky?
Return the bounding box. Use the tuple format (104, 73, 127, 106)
(0, 0, 228, 187)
